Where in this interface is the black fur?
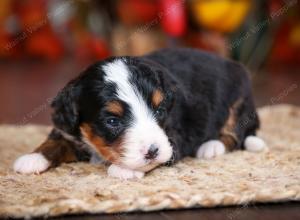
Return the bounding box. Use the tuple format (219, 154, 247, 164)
(51, 48, 259, 164)
(144, 48, 259, 160)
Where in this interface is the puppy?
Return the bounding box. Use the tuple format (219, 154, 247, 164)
(14, 48, 266, 179)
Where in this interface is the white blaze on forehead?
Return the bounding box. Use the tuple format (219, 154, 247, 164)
(102, 59, 172, 170)
(102, 59, 153, 123)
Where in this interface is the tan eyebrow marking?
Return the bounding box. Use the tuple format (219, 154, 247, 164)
(152, 89, 164, 108)
(105, 101, 124, 116)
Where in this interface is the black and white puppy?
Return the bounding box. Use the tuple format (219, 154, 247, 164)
(14, 48, 266, 179)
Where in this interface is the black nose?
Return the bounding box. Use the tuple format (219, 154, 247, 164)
(145, 144, 159, 160)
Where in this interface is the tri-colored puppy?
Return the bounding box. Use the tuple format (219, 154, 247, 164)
(14, 48, 266, 179)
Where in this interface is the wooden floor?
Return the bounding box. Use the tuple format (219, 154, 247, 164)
(0, 60, 299, 219)
(53, 202, 300, 220)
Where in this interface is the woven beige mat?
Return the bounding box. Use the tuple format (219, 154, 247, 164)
(0, 104, 300, 218)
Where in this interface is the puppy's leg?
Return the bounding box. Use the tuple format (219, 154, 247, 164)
(196, 134, 259, 159)
(196, 99, 242, 159)
(196, 98, 266, 159)
(14, 129, 79, 174)
(220, 97, 267, 153)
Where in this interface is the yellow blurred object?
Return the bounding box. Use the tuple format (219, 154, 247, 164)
(290, 25, 300, 47)
(190, 0, 251, 33)
(0, 0, 11, 23)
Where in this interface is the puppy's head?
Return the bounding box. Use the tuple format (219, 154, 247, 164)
(52, 57, 175, 172)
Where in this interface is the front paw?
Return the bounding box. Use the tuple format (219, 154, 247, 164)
(13, 153, 50, 174)
(107, 164, 144, 180)
(196, 140, 226, 159)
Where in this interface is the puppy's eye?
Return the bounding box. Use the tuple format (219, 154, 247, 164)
(155, 107, 165, 119)
(106, 117, 121, 128)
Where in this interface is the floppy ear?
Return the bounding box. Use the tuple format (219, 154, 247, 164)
(51, 82, 81, 136)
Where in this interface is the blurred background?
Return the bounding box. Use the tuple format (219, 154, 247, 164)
(0, 0, 299, 126)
